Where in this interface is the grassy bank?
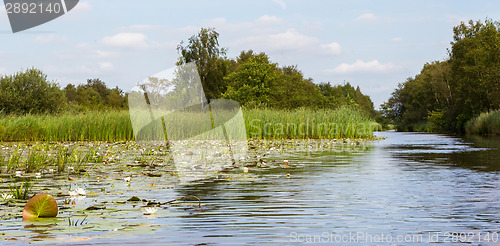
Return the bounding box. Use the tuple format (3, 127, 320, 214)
(465, 110, 500, 135)
(0, 107, 380, 141)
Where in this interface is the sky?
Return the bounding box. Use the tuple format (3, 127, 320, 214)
(1, 0, 499, 108)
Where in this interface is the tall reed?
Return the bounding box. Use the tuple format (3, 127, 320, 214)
(0, 110, 134, 141)
(465, 110, 500, 135)
(244, 106, 379, 139)
(0, 107, 379, 141)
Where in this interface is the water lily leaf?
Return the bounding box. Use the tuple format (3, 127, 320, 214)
(22, 193, 58, 221)
(85, 205, 106, 210)
(127, 196, 141, 202)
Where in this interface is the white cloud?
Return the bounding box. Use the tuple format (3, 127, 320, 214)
(101, 32, 148, 48)
(118, 24, 161, 32)
(202, 15, 285, 36)
(320, 42, 342, 55)
(93, 50, 116, 59)
(71, 43, 116, 59)
(235, 28, 316, 51)
(327, 60, 398, 74)
(355, 13, 380, 22)
(256, 15, 284, 25)
(390, 37, 403, 42)
(267, 28, 317, 49)
(354, 13, 395, 23)
(232, 24, 341, 56)
(99, 62, 114, 70)
(272, 0, 286, 9)
(32, 34, 67, 44)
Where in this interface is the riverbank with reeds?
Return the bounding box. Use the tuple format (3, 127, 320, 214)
(0, 106, 380, 142)
(466, 110, 500, 135)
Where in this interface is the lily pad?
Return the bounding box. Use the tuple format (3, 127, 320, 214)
(22, 193, 58, 221)
(127, 196, 141, 202)
(85, 205, 106, 210)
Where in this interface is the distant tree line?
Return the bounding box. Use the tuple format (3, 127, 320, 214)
(382, 19, 500, 133)
(64, 79, 127, 110)
(176, 28, 377, 117)
(0, 68, 127, 115)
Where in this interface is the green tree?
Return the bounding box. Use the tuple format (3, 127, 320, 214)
(0, 68, 65, 114)
(106, 87, 127, 108)
(223, 50, 328, 109)
(86, 79, 110, 104)
(64, 84, 77, 102)
(177, 27, 229, 100)
(222, 53, 279, 107)
(383, 61, 453, 131)
(68, 79, 127, 110)
(448, 19, 500, 131)
(318, 82, 377, 117)
(275, 65, 324, 108)
(75, 85, 102, 108)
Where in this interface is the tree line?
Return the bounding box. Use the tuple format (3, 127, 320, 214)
(0, 69, 127, 114)
(1, 27, 378, 118)
(177, 28, 377, 117)
(382, 19, 500, 133)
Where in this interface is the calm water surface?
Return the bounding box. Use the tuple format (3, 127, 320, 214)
(89, 131, 500, 245)
(3, 131, 500, 245)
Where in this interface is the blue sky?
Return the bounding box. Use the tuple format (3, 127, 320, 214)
(1, 0, 499, 108)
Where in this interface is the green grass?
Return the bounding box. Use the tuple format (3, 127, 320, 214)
(244, 106, 380, 139)
(9, 181, 33, 200)
(0, 107, 380, 142)
(466, 110, 500, 135)
(0, 110, 134, 141)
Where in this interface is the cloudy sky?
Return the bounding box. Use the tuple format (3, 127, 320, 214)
(1, 0, 499, 108)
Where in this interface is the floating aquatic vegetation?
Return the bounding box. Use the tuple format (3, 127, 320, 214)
(143, 207, 157, 215)
(1, 193, 13, 200)
(0, 138, 373, 243)
(68, 215, 88, 226)
(69, 188, 86, 197)
(22, 193, 58, 221)
(9, 181, 33, 200)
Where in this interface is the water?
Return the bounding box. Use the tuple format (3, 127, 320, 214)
(2, 132, 500, 245)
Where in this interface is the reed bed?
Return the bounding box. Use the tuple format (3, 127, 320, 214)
(0, 111, 134, 141)
(466, 110, 500, 135)
(245, 106, 379, 139)
(0, 107, 379, 142)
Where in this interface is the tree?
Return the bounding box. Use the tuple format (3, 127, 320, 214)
(177, 27, 229, 100)
(448, 19, 500, 131)
(75, 85, 101, 108)
(64, 84, 77, 102)
(86, 79, 110, 104)
(383, 61, 453, 131)
(275, 65, 324, 108)
(318, 82, 377, 116)
(222, 53, 279, 107)
(0, 68, 65, 114)
(66, 79, 127, 110)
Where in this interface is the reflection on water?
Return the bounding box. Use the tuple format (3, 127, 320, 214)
(3, 132, 500, 245)
(88, 131, 500, 245)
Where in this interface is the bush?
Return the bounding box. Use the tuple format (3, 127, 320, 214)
(0, 68, 65, 114)
(465, 110, 500, 135)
